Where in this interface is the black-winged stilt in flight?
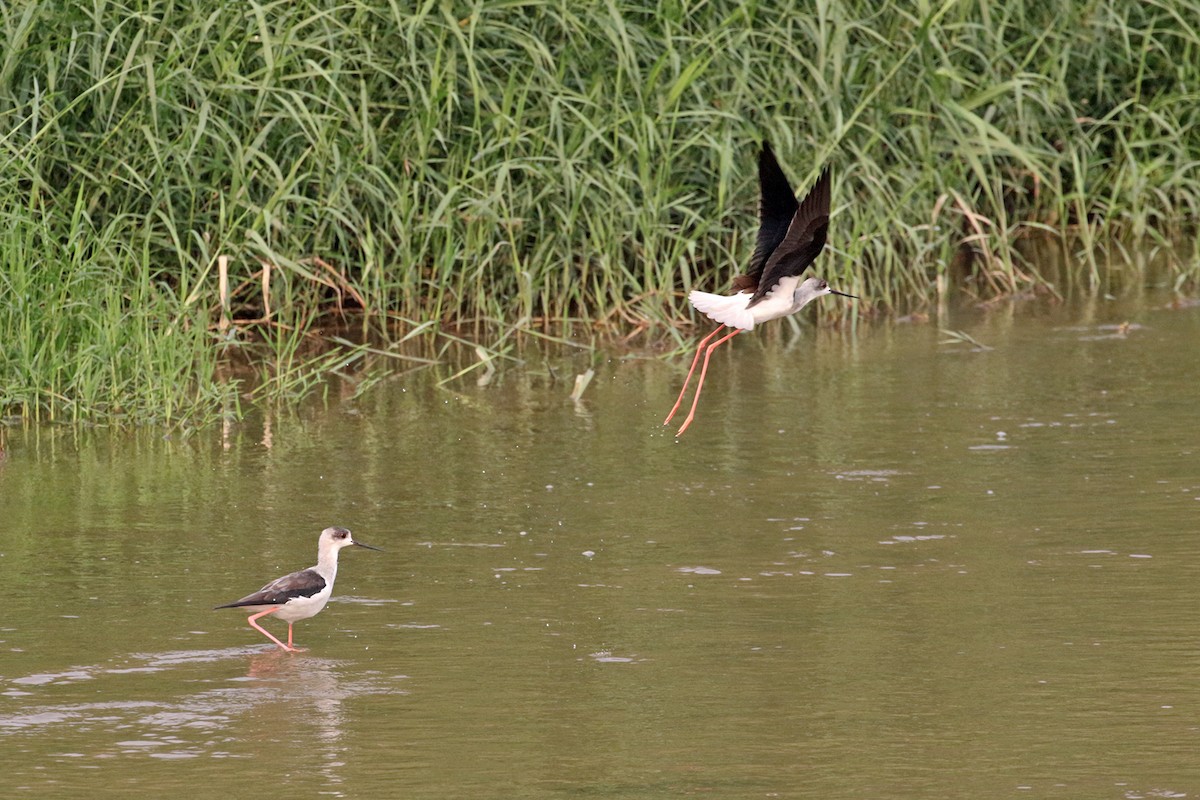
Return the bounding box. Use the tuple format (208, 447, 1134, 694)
(664, 141, 856, 436)
(215, 526, 381, 652)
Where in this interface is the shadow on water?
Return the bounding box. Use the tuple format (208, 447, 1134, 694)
(2, 645, 403, 738)
(2, 642, 405, 795)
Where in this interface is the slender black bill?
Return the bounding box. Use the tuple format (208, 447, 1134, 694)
(830, 289, 858, 299)
(354, 541, 383, 551)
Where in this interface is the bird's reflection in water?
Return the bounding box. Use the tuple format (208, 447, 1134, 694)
(242, 650, 351, 792)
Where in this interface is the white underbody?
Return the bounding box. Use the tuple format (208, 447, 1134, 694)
(254, 586, 333, 623)
(688, 275, 805, 331)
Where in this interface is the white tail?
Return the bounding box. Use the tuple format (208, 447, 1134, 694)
(688, 291, 756, 331)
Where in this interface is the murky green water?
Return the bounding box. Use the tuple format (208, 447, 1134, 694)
(3, 289, 1199, 798)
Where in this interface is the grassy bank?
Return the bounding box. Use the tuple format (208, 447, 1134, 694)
(2, 0, 1199, 424)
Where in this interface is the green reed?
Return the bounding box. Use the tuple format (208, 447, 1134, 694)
(2, 0, 1198, 423)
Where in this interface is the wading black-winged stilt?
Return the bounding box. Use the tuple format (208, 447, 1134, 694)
(215, 526, 381, 652)
(664, 141, 856, 436)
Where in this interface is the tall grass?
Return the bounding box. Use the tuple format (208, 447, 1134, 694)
(2, 0, 1198, 423)
(0, 193, 234, 425)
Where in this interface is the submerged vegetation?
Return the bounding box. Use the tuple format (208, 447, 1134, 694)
(2, 0, 1199, 424)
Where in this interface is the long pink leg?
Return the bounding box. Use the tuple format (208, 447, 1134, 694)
(675, 328, 742, 436)
(664, 325, 727, 425)
(285, 622, 306, 651)
(247, 607, 293, 651)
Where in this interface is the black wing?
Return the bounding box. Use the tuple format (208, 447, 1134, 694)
(213, 567, 326, 609)
(747, 165, 831, 307)
(733, 141, 800, 293)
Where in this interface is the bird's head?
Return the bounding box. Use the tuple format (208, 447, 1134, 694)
(321, 526, 382, 552)
(797, 276, 857, 304)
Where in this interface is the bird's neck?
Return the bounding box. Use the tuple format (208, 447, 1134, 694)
(315, 547, 341, 581)
(792, 285, 818, 311)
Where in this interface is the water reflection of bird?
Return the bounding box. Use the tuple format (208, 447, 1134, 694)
(215, 526, 381, 652)
(242, 651, 353, 790)
(664, 141, 856, 436)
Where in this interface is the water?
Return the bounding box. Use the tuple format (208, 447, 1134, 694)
(2, 289, 1199, 798)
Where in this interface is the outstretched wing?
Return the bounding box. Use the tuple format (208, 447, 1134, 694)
(732, 141, 800, 293)
(747, 166, 831, 307)
(214, 568, 326, 609)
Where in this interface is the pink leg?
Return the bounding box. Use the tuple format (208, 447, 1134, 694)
(286, 622, 306, 651)
(664, 325, 727, 425)
(675, 328, 742, 436)
(247, 607, 294, 651)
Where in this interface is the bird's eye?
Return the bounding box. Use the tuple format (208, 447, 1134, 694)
(819, 280, 828, 289)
